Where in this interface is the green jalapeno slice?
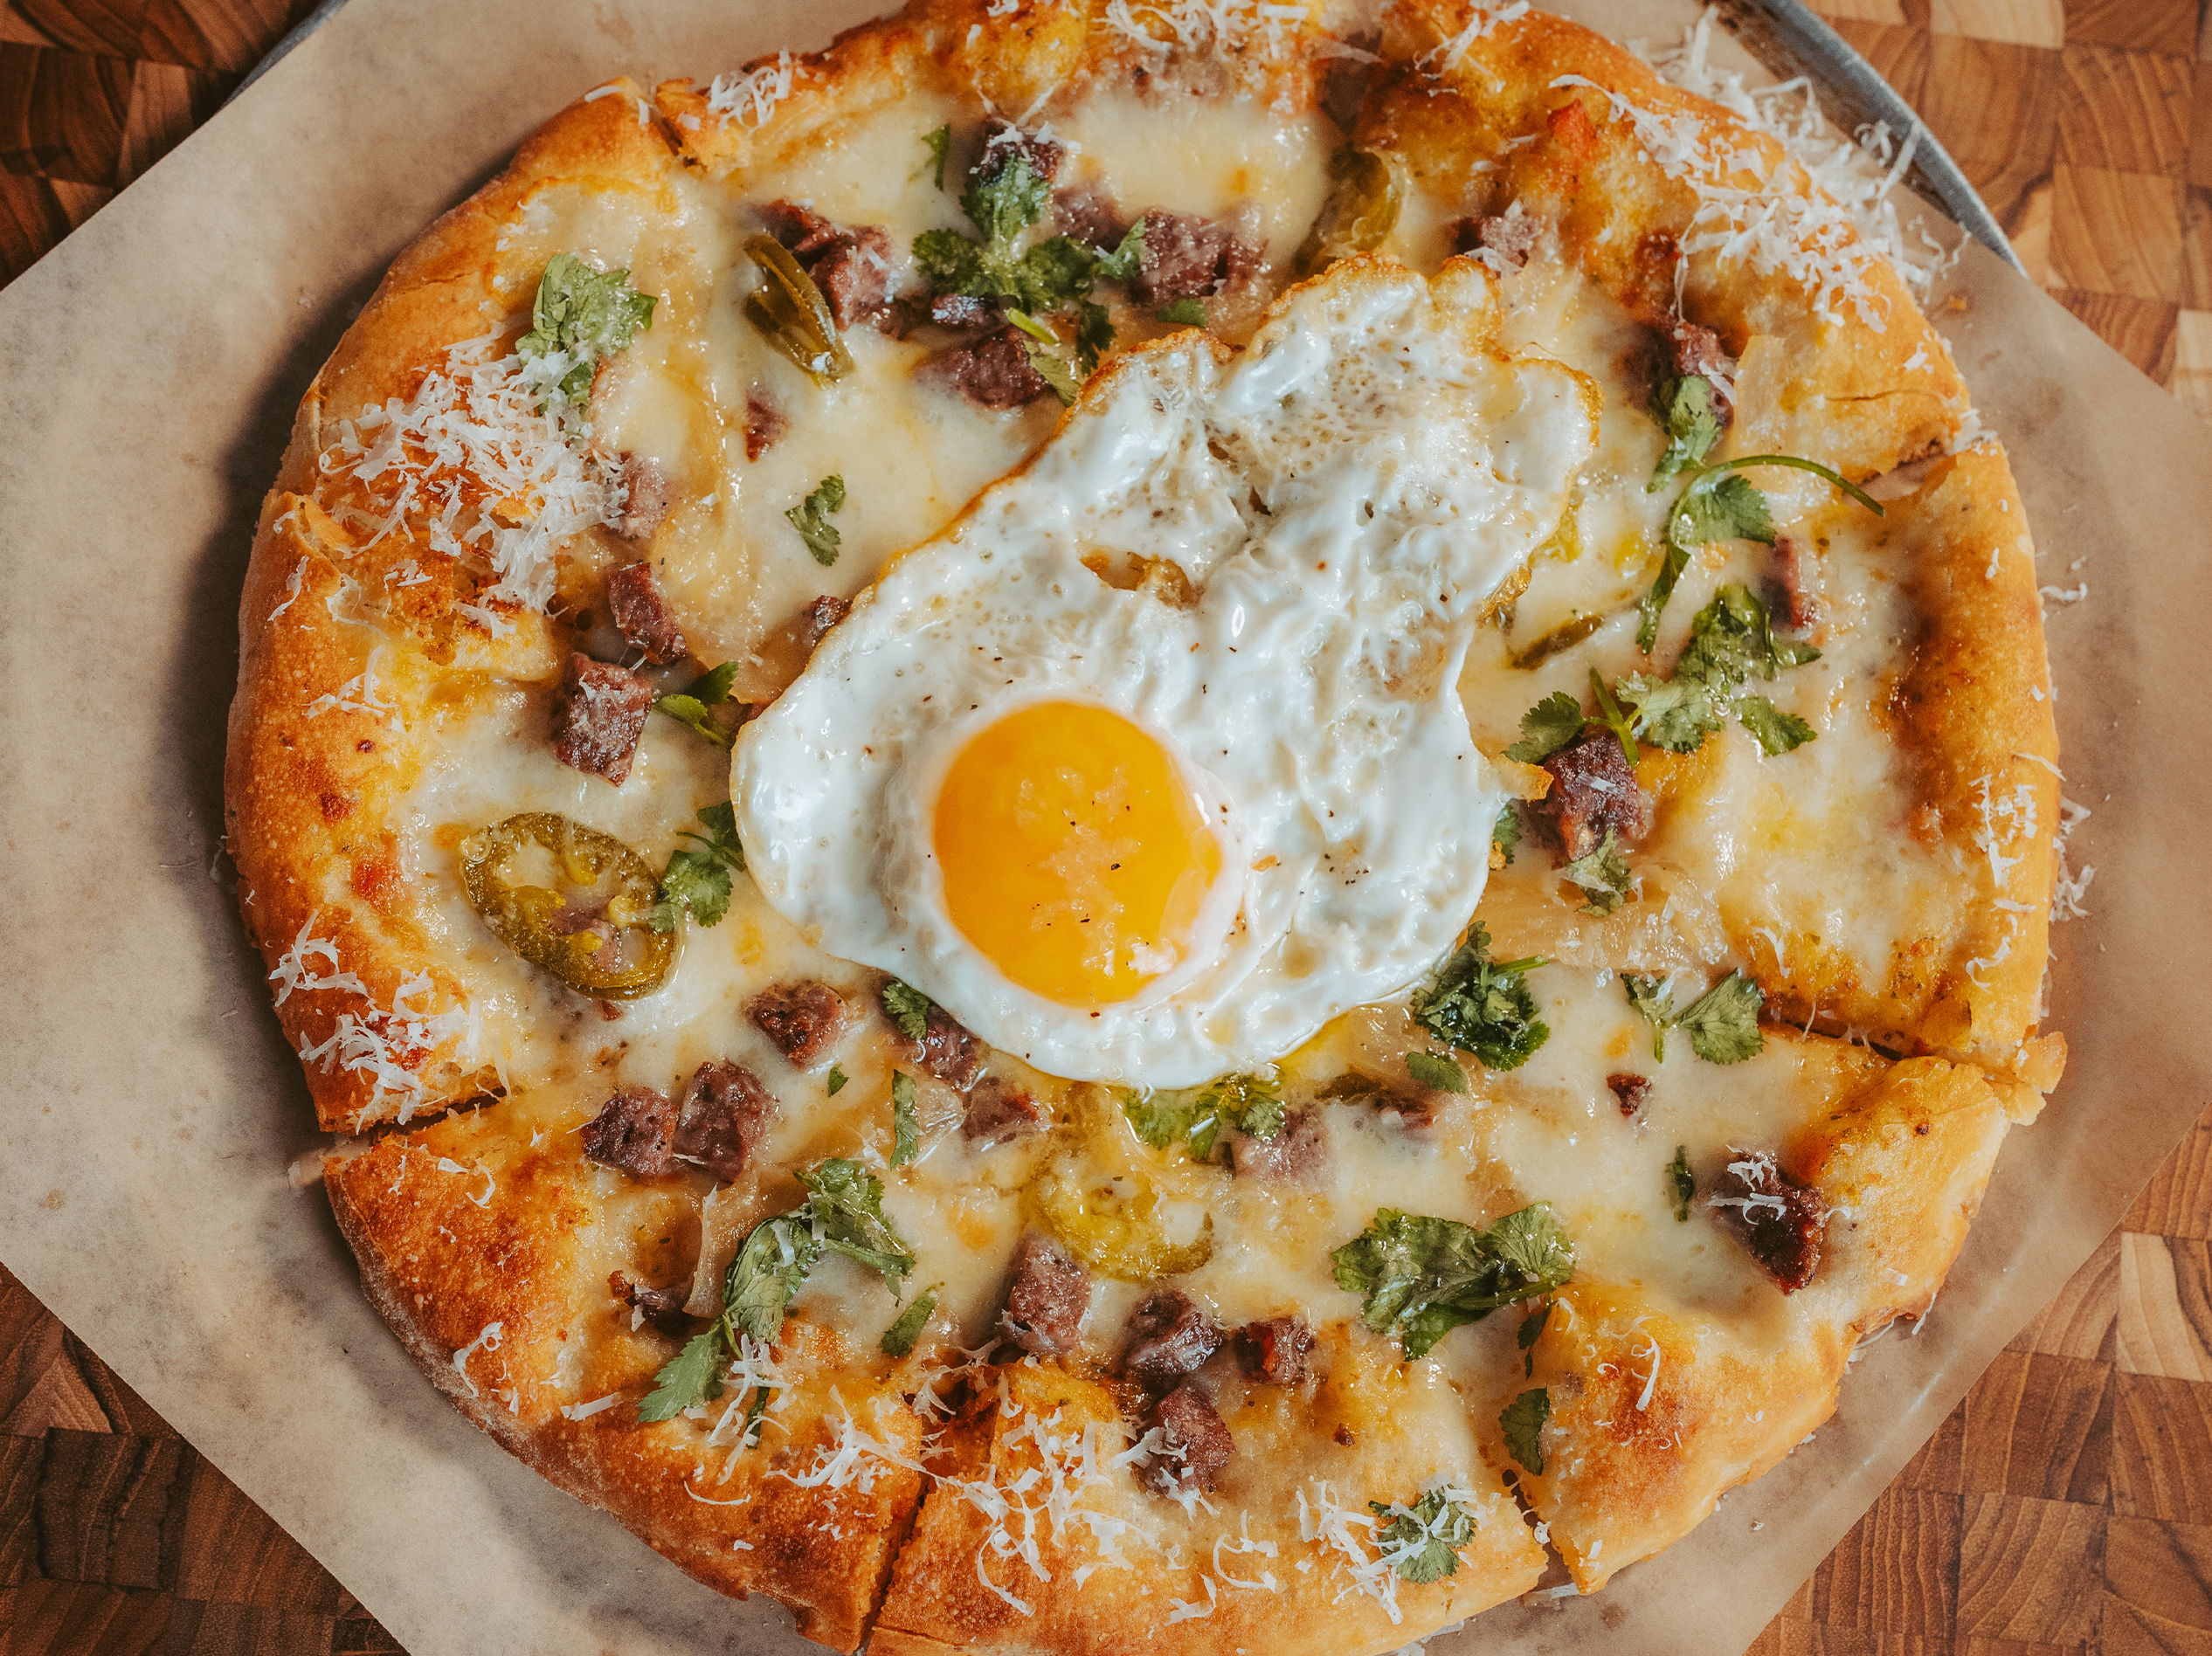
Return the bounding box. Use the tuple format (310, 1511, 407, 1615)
(1292, 147, 1405, 280)
(459, 812, 675, 999)
(743, 235, 856, 383)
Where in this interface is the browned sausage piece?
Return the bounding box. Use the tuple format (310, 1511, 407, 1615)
(1607, 1073, 1653, 1118)
(1225, 1107, 1326, 1185)
(580, 1086, 677, 1178)
(745, 981, 851, 1068)
(919, 327, 1055, 410)
(1119, 1289, 1223, 1387)
(900, 1001, 984, 1092)
(1130, 209, 1263, 307)
(609, 1270, 691, 1335)
(1449, 212, 1541, 267)
(605, 560, 686, 664)
(963, 1076, 1050, 1149)
(1143, 1383, 1234, 1497)
(800, 595, 851, 651)
(1235, 1315, 1314, 1388)
(551, 654, 652, 785)
(671, 1060, 778, 1183)
(999, 1231, 1091, 1356)
(1527, 728, 1653, 862)
(1674, 321, 1738, 425)
(1709, 1147, 1827, 1294)
(613, 452, 670, 545)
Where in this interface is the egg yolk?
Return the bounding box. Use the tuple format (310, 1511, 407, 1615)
(933, 701, 1224, 1009)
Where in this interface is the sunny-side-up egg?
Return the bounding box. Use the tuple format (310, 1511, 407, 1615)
(730, 256, 1598, 1087)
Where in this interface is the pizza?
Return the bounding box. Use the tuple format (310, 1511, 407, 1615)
(220, 0, 2066, 1650)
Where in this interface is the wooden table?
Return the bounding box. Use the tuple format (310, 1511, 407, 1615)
(2, 1, 2206, 1651)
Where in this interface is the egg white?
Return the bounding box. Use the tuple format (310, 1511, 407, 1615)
(732, 257, 1597, 1086)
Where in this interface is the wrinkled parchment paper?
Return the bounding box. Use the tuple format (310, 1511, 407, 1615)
(0, 0, 2202, 1650)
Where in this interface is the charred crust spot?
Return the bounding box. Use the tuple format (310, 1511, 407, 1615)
(318, 791, 355, 822)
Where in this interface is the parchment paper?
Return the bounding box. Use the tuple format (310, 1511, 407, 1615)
(0, 2, 2202, 1652)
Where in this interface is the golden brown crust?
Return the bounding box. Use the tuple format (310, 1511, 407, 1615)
(1365, 0, 1967, 480)
(1500, 1036, 2019, 1591)
(326, 1109, 929, 1653)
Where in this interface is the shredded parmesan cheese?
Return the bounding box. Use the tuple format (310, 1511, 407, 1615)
(706, 51, 797, 128)
(451, 1321, 504, 1397)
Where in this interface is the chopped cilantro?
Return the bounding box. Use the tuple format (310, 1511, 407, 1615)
(963, 148, 1052, 246)
(652, 660, 742, 747)
(1156, 298, 1207, 326)
(517, 253, 655, 420)
(1499, 1388, 1550, 1475)
(1621, 969, 1765, 1065)
(648, 804, 745, 932)
(1405, 1051, 1469, 1094)
(1517, 1301, 1549, 1376)
(1121, 1071, 1282, 1161)
(1559, 829, 1633, 917)
(1075, 300, 1116, 376)
(1408, 923, 1549, 1072)
(881, 979, 931, 1040)
(1614, 585, 1821, 756)
(1648, 375, 1722, 491)
(1502, 690, 1584, 764)
(921, 124, 950, 190)
(1093, 218, 1146, 284)
(881, 1287, 939, 1358)
(638, 1326, 724, 1423)
(725, 1211, 819, 1342)
(1331, 1204, 1576, 1361)
(826, 1064, 848, 1097)
(786, 475, 846, 567)
(1638, 452, 1880, 652)
(1666, 1146, 1696, 1221)
(1372, 1487, 1477, 1584)
(1491, 802, 1521, 866)
(797, 1158, 916, 1294)
(891, 1071, 919, 1167)
(1587, 668, 1640, 769)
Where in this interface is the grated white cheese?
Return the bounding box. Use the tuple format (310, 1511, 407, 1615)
(322, 335, 624, 615)
(268, 558, 307, 620)
(560, 1392, 620, 1421)
(2050, 795, 2095, 922)
(303, 646, 396, 722)
(1420, 1, 1530, 72)
(705, 50, 797, 129)
(451, 1321, 504, 1397)
(1296, 1480, 1402, 1625)
(1102, 0, 1308, 59)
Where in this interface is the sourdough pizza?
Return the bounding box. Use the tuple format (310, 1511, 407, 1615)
(223, 1, 2065, 1649)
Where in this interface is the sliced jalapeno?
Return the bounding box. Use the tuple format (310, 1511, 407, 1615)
(743, 235, 856, 383)
(1292, 147, 1405, 280)
(1028, 1165, 1213, 1280)
(459, 811, 675, 999)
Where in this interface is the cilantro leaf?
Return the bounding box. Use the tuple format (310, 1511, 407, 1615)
(1408, 924, 1549, 1072)
(1517, 1301, 1549, 1375)
(786, 475, 847, 567)
(725, 1213, 819, 1342)
(1621, 969, 1763, 1064)
(1619, 585, 1821, 756)
(891, 1071, 919, 1167)
(649, 848, 733, 931)
(1015, 237, 1102, 313)
(1502, 691, 1584, 764)
(1559, 829, 1633, 917)
(1372, 1487, 1477, 1584)
(881, 1287, 938, 1358)
(826, 1064, 848, 1097)
(912, 227, 989, 294)
(1119, 1071, 1281, 1160)
(637, 1325, 725, 1423)
(1587, 668, 1640, 769)
(1491, 803, 1521, 866)
(1405, 1051, 1469, 1094)
(962, 149, 1051, 247)
(1075, 300, 1116, 376)
(1499, 1388, 1550, 1475)
(1156, 298, 1207, 326)
(1677, 970, 1764, 1064)
(1639, 453, 1880, 651)
(648, 804, 746, 931)
(1331, 1203, 1576, 1360)
(1735, 694, 1817, 756)
(881, 979, 931, 1040)
(517, 253, 656, 418)
(1666, 1145, 1695, 1221)
(686, 661, 739, 705)
(798, 1158, 916, 1294)
(1092, 217, 1146, 284)
(652, 693, 730, 747)
(1648, 375, 1722, 490)
(921, 124, 950, 190)
(1622, 974, 1676, 1061)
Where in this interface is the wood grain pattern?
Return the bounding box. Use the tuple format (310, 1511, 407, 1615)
(1, 1, 2207, 1653)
